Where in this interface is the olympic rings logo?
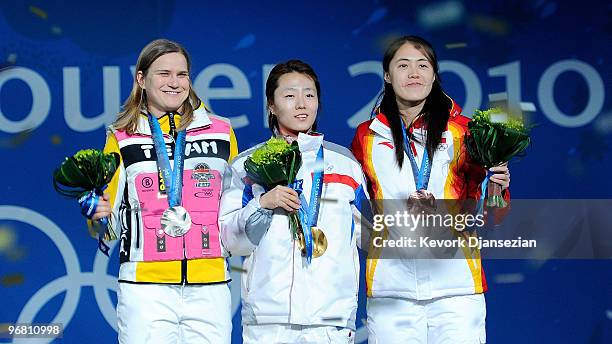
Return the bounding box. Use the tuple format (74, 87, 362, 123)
(1, 206, 118, 344)
(1, 206, 367, 343)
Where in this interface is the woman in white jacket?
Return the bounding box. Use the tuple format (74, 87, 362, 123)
(219, 60, 371, 343)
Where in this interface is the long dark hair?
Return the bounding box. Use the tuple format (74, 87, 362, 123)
(378, 35, 451, 168)
(265, 59, 321, 134)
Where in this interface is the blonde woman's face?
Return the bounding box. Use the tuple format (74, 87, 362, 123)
(137, 52, 190, 117)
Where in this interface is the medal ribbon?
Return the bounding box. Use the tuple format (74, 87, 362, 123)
(290, 145, 324, 263)
(79, 184, 111, 256)
(476, 170, 493, 215)
(402, 123, 432, 191)
(148, 113, 187, 208)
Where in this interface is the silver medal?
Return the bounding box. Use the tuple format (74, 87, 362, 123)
(161, 206, 192, 237)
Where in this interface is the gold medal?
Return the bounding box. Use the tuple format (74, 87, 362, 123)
(311, 226, 328, 258)
(296, 226, 328, 258)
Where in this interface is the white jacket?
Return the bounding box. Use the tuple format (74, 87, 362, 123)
(219, 133, 370, 330)
(351, 104, 510, 300)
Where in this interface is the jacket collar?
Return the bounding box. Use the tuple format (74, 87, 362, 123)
(369, 95, 461, 140)
(296, 131, 324, 153)
(134, 102, 211, 135)
(369, 113, 393, 140)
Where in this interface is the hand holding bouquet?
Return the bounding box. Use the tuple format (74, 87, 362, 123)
(244, 137, 303, 240)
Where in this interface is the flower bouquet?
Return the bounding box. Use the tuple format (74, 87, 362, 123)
(244, 137, 303, 239)
(53, 149, 120, 245)
(465, 108, 530, 208)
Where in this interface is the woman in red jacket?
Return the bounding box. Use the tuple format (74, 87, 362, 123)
(351, 35, 510, 343)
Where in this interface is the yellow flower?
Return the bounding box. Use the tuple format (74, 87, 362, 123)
(251, 137, 293, 165)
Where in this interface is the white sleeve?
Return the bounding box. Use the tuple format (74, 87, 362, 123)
(219, 161, 271, 256)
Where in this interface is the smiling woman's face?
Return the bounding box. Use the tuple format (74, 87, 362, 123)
(384, 43, 435, 108)
(137, 52, 190, 117)
(269, 72, 319, 137)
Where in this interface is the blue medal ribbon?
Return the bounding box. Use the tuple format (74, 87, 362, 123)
(476, 170, 493, 215)
(289, 146, 324, 263)
(78, 185, 110, 256)
(148, 114, 187, 208)
(402, 123, 432, 191)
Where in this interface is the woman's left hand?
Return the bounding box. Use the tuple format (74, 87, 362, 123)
(489, 163, 510, 190)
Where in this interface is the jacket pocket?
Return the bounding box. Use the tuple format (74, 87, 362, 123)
(142, 214, 162, 234)
(141, 214, 183, 261)
(187, 211, 222, 259)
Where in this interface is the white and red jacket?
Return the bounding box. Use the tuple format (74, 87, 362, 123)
(105, 106, 237, 284)
(219, 133, 370, 330)
(351, 100, 510, 300)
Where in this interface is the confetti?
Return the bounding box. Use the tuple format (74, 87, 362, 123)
(7, 53, 17, 64)
(471, 14, 509, 36)
(493, 273, 525, 284)
(445, 42, 467, 49)
(1, 273, 24, 287)
(233, 33, 256, 51)
(594, 112, 612, 134)
(418, 1, 465, 30)
(29, 5, 48, 20)
(51, 134, 62, 145)
(0, 225, 16, 253)
(352, 7, 388, 35)
(0, 130, 33, 148)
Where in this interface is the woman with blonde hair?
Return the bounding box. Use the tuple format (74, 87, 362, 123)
(90, 38, 237, 344)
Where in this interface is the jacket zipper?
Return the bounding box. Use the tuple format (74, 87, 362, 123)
(135, 208, 140, 249)
(288, 238, 296, 322)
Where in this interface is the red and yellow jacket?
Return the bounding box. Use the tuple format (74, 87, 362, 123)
(351, 100, 509, 299)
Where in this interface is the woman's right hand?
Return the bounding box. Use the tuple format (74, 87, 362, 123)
(259, 186, 301, 212)
(91, 193, 111, 220)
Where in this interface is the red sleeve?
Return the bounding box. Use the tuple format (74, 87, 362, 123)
(350, 122, 368, 168)
(463, 151, 487, 200)
(351, 120, 377, 201)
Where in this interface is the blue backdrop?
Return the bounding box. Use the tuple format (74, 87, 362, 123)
(0, 0, 610, 343)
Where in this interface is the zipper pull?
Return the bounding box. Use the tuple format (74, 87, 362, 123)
(167, 112, 177, 139)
